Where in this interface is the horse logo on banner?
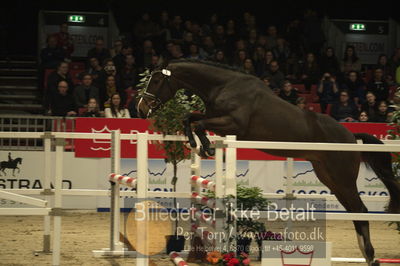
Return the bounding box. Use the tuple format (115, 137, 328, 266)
(0, 152, 23, 176)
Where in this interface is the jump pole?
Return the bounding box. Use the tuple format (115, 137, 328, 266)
(51, 137, 64, 266)
(136, 132, 149, 266)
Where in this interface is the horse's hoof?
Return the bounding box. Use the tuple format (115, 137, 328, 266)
(205, 148, 215, 157)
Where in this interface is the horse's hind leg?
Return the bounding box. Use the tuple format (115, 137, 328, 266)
(311, 158, 374, 265)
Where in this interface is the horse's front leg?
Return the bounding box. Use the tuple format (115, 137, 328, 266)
(194, 116, 241, 158)
(183, 113, 206, 148)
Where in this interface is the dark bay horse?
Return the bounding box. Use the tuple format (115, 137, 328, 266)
(137, 59, 400, 265)
(0, 157, 22, 176)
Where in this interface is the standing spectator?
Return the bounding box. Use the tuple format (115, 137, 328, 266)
(330, 90, 358, 122)
(319, 47, 340, 77)
(80, 98, 103, 117)
(49, 80, 77, 117)
(74, 73, 100, 108)
(109, 40, 123, 58)
(302, 9, 325, 55)
(342, 70, 366, 106)
(361, 91, 379, 118)
(87, 38, 110, 65)
(105, 93, 131, 118)
(340, 45, 361, 74)
(213, 25, 226, 51)
(285, 19, 304, 58)
(317, 72, 339, 113)
(133, 12, 160, 43)
(265, 25, 278, 50)
(225, 19, 238, 59)
(40, 35, 66, 69)
(52, 23, 74, 58)
(272, 37, 291, 69)
(46, 61, 74, 98)
(169, 15, 184, 40)
(366, 67, 389, 102)
(279, 80, 299, 105)
(299, 52, 320, 91)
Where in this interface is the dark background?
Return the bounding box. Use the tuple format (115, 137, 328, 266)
(1, 0, 398, 56)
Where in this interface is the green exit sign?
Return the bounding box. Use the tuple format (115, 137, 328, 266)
(350, 23, 366, 31)
(68, 15, 85, 23)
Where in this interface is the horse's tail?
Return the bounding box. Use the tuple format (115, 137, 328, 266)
(354, 133, 400, 213)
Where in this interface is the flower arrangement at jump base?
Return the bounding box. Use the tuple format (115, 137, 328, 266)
(206, 251, 251, 265)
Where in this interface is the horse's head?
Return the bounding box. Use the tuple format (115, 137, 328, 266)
(16, 158, 22, 164)
(137, 69, 175, 118)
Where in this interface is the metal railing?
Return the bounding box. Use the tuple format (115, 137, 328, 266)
(0, 115, 76, 151)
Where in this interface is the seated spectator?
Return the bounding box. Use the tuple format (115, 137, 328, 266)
(319, 47, 340, 77)
(118, 54, 139, 90)
(299, 52, 320, 91)
(256, 49, 275, 77)
(87, 38, 111, 66)
(199, 36, 216, 59)
(212, 50, 228, 64)
(81, 98, 103, 117)
(317, 72, 339, 113)
(186, 44, 202, 60)
(361, 91, 379, 118)
(102, 75, 124, 108)
(330, 90, 358, 122)
(279, 80, 298, 105)
(272, 37, 291, 68)
(370, 100, 393, 123)
(358, 111, 369, 122)
(340, 45, 361, 74)
(264, 60, 285, 91)
(46, 61, 74, 93)
(136, 39, 156, 69)
(375, 54, 394, 85)
(109, 40, 123, 58)
(40, 35, 66, 69)
(147, 54, 161, 72)
(113, 45, 134, 71)
(87, 57, 103, 87)
(74, 73, 100, 108)
(242, 58, 256, 75)
(296, 97, 306, 110)
(342, 70, 366, 106)
(232, 49, 248, 68)
(105, 93, 131, 118)
(260, 75, 272, 91)
(49, 80, 77, 117)
(128, 97, 139, 118)
(367, 67, 390, 102)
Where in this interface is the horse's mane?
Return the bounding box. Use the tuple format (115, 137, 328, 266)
(168, 58, 248, 75)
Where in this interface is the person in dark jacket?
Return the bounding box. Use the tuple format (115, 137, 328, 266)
(278, 80, 298, 105)
(87, 39, 110, 65)
(330, 90, 358, 122)
(49, 80, 77, 116)
(73, 73, 100, 108)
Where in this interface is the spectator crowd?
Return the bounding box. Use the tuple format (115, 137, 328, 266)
(39, 9, 400, 123)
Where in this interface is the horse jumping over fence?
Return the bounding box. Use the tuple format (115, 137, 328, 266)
(137, 59, 400, 265)
(0, 157, 23, 176)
